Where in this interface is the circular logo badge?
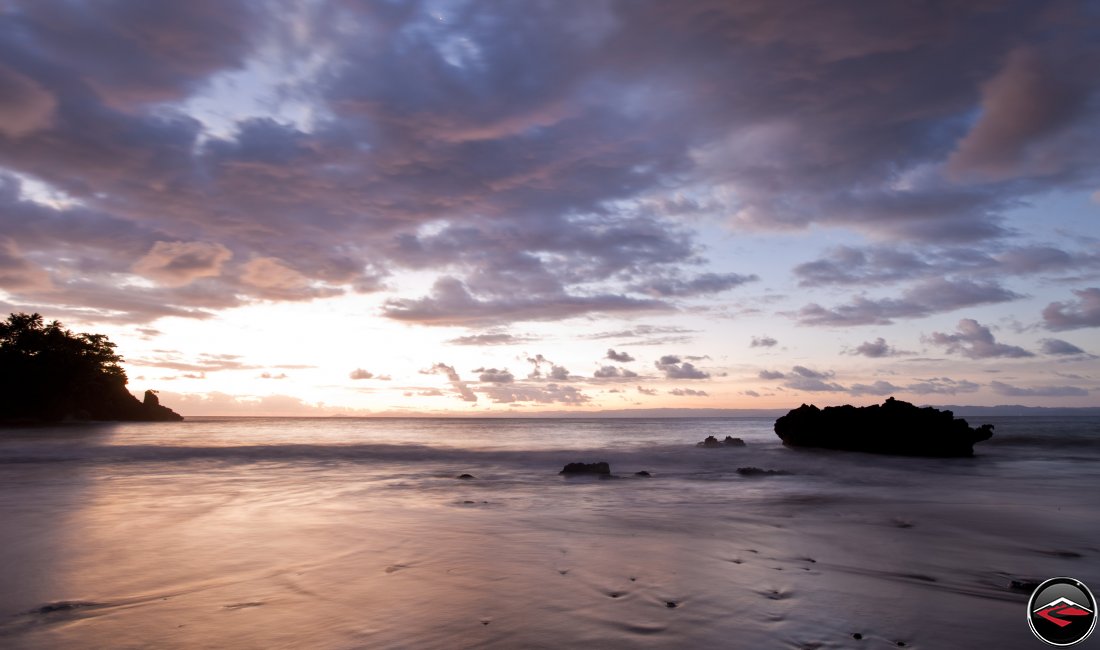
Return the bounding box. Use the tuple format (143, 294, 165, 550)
(1028, 577, 1096, 646)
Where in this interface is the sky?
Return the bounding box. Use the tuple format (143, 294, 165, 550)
(1, 0, 1099, 416)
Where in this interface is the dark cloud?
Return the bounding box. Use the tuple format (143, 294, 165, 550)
(797, 278, 1023, 326)
(758, 369, 785, 380)
(750, 336, 778, 348)
(420, 362, 477, 402)
(636, 385, 658, 396)
(850, 337, 901, 358)
(668, 388, 708, 397)
(1040, 338, 1088, 356)
(795, 244, 1100, 288)
(474, 367, 515, 384)
(383, 277, 668, 327)
(654, 355, 709, 379)
(631, 272, 758, 298)
(925, 318, 1034, 359)
(1043, 288, 1100, 331)
(593, 365, 638, 379)
(605, 348, 635, 362)
(989, 381, 1088, 397)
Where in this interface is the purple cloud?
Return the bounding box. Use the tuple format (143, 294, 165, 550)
(1043, 288, 1100, 331)
(925, 319, 1033, 359)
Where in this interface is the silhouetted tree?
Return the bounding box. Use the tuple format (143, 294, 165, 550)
(0, 313, 181, 422)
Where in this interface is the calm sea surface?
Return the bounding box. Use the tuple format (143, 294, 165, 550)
(0, 416, 1097, 648)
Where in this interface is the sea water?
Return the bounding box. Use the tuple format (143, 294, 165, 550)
(0, 416, 1097, 648)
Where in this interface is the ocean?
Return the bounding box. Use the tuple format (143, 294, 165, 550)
(0, 416, 1097, 649)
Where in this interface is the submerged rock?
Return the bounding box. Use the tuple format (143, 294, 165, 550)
(774, 397, 993, 457)
(634, 470, 651, 477)
(456, 473, 476, 480)
(736, 467, 789, 476)
(697, 435, 746, 448)
(560, 461, 611, 475)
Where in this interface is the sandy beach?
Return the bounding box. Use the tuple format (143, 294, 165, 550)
(1, 416, 1097, 649)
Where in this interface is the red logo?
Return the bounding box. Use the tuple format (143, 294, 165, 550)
(1035, 598, 1094, 628)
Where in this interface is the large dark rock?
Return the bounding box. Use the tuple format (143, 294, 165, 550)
(560, 461, 611, 475)
(774, 397, 992, 457)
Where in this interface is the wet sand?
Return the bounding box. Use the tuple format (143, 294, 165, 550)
(0, 417, 1097, 648)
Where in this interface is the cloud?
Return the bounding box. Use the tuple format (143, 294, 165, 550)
(797, 278, 1023, 326)
(848, 381, 902, 396)
(131, 241, 232, 287)
(383, 277, 668, 327)
(481, 383, 590, 405)
(593, 365, 638, 379)
(759, 369, 786, 380)
(668, 388, 708, 397)
(1043, 288, 1100, 331)
(259, 372, 287, 379)
(947, 48, 1091, 182)
(925, 319, 1034, 359)
(0, 0, 1097, 332)
(349, 368, 390, 380)
(636, 385, 658, 396)
(133, 352, 257, 372)
(447, 332, 535, 346)
(605, 348, 635, 362)
(421, 362, 477, 403)
(904, 377, 980, 395)
(0, 63, 56, 137)
(1040, 338, 1087, 356)
(989, 381, 1088, 397)
(750, 336, 778, 348)
(474, 367, 515, 384)
(850, 337, 901, 358)
(654, 355, 709, 379)
(631, 272, 758, 297)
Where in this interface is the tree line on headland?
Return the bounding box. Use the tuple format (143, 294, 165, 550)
(0, 313, 181, 424)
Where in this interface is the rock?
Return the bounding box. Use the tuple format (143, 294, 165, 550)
(773, 397, 993, 457)
(736, 467, 789, 476)
(1010, 578, 1042, 592)
(560, 461, 611, 475)
(457, 473, 476, 480)
(634, 470, 652, 477)
(697, 435, 746, 448)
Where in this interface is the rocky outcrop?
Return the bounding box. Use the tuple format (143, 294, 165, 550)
(773, 397, 993, 457)
(560, 461, 611, 475)
(697, 435, 746, 448)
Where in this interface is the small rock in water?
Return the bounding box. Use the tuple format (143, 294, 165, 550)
(1009, 578, 1042, 592)
(852, 632, 863, 640)
(697, 435, 746, 448)
(736, 466, 789, 476)
(457, 473, 476, 479)
(665, 601, 678, 608)
(634, 470, 651, 477)
(560, 461, 611, 475)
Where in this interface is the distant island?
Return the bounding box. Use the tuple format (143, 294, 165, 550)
(0, 313, 182, 424)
